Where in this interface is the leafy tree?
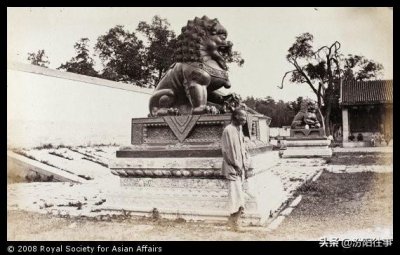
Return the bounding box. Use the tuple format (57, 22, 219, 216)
(58, 16, 245, 88)
(224, 49, 245, 67)
(280, 33, 384, 135)
(243, 96, 256, 110)
(287, 96, 303, 114)
(137, 15, 177, 85)
(57, 38, 99, 77)
(343, 54, 383, 81)
(136, 15, 245, 86)
(27, 49, 50, 67)
(95, 25, 148, 86)
(243, 96, 303, 127)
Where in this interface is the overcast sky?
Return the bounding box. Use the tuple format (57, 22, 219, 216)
(7, 7, 393, 101)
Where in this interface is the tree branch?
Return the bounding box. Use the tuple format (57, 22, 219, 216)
(278, 70, 296, 89)
(332, 41, 341, 52)
(314, 46, 329, 59)
(293, 60, 323, 99)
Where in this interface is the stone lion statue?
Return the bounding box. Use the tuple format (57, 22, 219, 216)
(291, 100, 321, 129)
(149, 16, 236, 116)
(305, 102, 321, 128)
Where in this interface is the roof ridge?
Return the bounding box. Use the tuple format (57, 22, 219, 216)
(340, 79, 393, 105)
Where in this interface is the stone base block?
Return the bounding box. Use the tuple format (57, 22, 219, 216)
(290, 128, 325, 138)
(284, 139, 331, 147)
(280, 137, 332, 158)
(280, 146, 333, 158)
(108, 145, 282, 225)
(102, 168, 285, 226)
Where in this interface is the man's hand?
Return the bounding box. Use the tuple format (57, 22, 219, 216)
(234, 166, 242, 177)
(245, 168, 254, 179)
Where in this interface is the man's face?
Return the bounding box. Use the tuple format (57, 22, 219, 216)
(235, 111, 247, 126)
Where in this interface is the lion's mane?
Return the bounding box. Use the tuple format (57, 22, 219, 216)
(173, 16, 221, 63)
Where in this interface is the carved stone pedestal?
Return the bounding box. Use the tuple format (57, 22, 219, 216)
(108, 114, 277, 225)
(280, 128, 333, 158)
(107, 151, 281, 225)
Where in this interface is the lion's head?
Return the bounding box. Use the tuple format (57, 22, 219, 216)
(174, 16, 233, 70)
(307, 101, 317, 113)
(299, 100, 309, 113)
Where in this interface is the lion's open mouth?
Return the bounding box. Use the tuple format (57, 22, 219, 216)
(217, 41, 233, 57)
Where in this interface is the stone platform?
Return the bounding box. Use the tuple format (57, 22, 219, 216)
(107, 151, 281, 225)
(280, 128, 333, 158)
(7, 154, 325, 228)
(108, 113, 278, 225)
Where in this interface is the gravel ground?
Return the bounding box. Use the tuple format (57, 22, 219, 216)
(269, 171, 393, 240)
(7, 171, 392, 241)
(329, 152, 393, 165)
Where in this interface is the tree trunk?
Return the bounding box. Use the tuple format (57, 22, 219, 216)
(324, 52, 334, 137)
(324, 96, 332, 136)
(317, 83, 322, 108)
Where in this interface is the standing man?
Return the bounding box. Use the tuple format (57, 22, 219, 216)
(221, 108, 250, 230)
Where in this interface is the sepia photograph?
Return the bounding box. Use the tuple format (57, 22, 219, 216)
(7, 7, 393, 247)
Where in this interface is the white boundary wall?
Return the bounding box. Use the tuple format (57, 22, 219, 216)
(270, 127, 291, 138)
(7, 62, 153, 148)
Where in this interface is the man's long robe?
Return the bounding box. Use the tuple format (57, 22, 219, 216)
(221, 123, 249, 214)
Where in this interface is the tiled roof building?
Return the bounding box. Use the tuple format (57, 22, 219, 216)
(340, 80, 393, 147)
(340, 80, 393, 105)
